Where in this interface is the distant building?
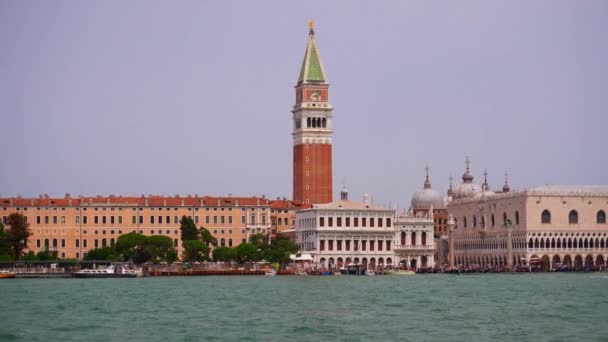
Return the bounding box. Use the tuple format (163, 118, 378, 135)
(393, 209, 436, 270)
(270, 199, 307, 239)
(448, 159, 608, 270)
(292, 22, 333, 205)
(0, 194, 272, 259)
(295, 187, 395, 270)
(410, 166, 448, 238)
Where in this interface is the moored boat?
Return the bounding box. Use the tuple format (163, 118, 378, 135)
(264, 269, 277, 276)
(0, 270, 16, 279)
(72, 265, 139, 278)
(385, 269, 415, 276)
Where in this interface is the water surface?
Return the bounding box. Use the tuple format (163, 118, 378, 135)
(1, 274, 607, 341)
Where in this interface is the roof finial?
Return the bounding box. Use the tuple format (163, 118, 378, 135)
(424, 163, 431, 189)
(482, 169, 489, 191)
(503, 171, 510, 193)
(447, 175, 454, 196)
(462, 156, 474, 183)
(308, 20, 314, 34)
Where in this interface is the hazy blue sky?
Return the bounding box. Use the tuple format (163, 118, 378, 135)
(1, 1, 606, 209)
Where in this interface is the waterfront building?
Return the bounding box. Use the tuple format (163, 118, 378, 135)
(292, 22, 333, 205)
(448, 159, 608, 270)
(393, 209, 435, 270)
(410, 166, 448, 238)
(295, 187, 395, 270)
(0, 194, 272, 259)
(269, 199, 306, 239)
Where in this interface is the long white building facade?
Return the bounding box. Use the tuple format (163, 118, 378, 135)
(448, 161, 608, 270)
(296, 189, 396, 270)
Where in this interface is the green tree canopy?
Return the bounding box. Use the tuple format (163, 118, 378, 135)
(212, 246, 236, 262)
(182, 240, 209, 262)
(265, 237, 299, 265)
(146, 235, 177, 263)
(0, 222, 12, 260)
(198, 227, 217, 247)
(180, 216, 198, 243)
(114, 233, 176, 264)
(5, 213, 32, 260)
(249, 233, 269, 250)
(235, 243, 261, 263)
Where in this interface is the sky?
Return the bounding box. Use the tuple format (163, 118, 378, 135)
(1, 1, 607, 210)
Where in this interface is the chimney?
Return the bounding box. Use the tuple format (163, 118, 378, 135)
(363, 194, 370, 206)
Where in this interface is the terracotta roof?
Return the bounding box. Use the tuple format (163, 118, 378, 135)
(269, 199, 308, 210)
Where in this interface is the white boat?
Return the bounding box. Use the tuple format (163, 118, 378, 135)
(365, 270, 375, 276)
(73, 265, 140, 278)
(264, 269, 277, 276)
(384, 269, 416, 276)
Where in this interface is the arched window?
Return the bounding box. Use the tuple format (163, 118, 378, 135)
(316, 117, 321, 128)
(52, 239, 57, 248)
(473, 216, 477, 228)
(411, 232, 416, 246)
(322, 117, 327, 128)
(541, 210, 551, 224)
(44, 239, 49, 248)
(110, 238, 115, 247)
(491, 214, 495, 227)
(102, 238, 107, 247)
(221, 238, 226, 247)
(463, 217, 467, 228)
(598, 210, 606, 224)
(400, 232, 405, 245)
(569, 210, 578, 224)
(502, 212, 507, 225)
(421, 232, 427, 246)
(481, 216, 485, 228)
(307, 117, 311, 128)
(515, 211, 520, 225)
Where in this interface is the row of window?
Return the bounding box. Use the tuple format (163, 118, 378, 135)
(461, 211, 521, 229)
(317, 217, 392, 228)
(528, 236, 607, 249)
(36, 237, 180, 249)
(541, 210, 606, 224)
(399, 231, 428, 246)
(318, 239, 392, 252)
(19, 214, 267, 226)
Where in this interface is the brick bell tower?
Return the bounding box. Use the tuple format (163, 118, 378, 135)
(292, 21, 333, 205)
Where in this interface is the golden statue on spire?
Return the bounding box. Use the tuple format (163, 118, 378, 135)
(308, 20, 314, 29)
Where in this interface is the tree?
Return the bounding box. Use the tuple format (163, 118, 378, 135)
(212, 246, 236, 262)
(182, 240, 210, 262)
(146, 235, 177, 263)
(0, 222, 12, 260)
(198, 227, 217, 247)
(180, 216, 198, 243)
(249, 233, 269, 250)
(236, 243, 261, 263)
(36, 249, 59, 261)
(5, 213, 32, 260)
(84, 247, 119, 261)
(265, 237, 299, 265)
(115, 232, 148, 263)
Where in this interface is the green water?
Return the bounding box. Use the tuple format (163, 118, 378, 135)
(1, 274, 607, 342)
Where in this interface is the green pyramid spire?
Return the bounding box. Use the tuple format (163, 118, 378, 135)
(297, 25, 327, 84)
